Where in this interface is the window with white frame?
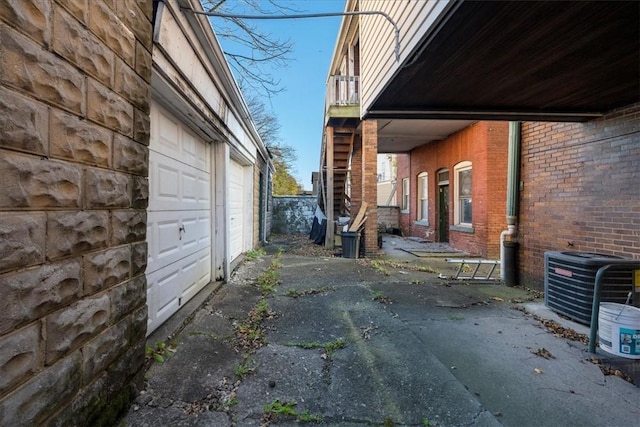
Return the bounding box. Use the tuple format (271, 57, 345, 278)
(402, 178, 409, 212)
(417, 172, 428, 222)
(454, 161, 472, 225)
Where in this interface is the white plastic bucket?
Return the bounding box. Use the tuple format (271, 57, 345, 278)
(598, 302, 640, 359)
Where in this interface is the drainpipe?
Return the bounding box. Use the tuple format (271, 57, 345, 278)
(500, 121, 521, 286)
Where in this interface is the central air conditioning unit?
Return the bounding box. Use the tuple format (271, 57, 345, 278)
(544, 251, 636, 325)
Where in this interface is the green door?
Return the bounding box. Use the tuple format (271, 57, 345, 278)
(438, 185, 449, 242)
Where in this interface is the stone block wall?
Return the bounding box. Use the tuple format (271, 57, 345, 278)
(272, 196, 316, 234)
(519, 103, 640, 288)
(0, 0, 152, 425)
(377, 206, 400, 232)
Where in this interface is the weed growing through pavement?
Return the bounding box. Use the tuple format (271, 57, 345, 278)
(246, 247, 266, 260)
(364, 259, 438, 275)
(372, 290, 393, 305)
(234, 356, 255, 379)
(286, 338, 347, 359)
(370, 260, 390, 275)
(233, 298, 276, 352)
(257, 269, 280, 295)
(262, 400, 323, 425)
(285, 286, 336, 298)
(145, 342, 177, 363)
(256, 257, 283, 296)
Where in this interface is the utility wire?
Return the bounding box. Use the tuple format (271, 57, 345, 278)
(181, 7, 401, 62)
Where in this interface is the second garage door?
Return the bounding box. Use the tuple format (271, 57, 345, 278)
(229, 160, 245, 262)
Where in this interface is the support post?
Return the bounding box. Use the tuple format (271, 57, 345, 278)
(325, 126, 334, 248)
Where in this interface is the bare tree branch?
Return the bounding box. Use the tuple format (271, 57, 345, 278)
(201, 0, 298, 98)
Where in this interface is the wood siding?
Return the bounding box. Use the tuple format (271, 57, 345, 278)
(359, 0, 454, 113)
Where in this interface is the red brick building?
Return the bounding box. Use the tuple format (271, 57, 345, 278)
(519, 104, 640, 286)
(396, 122, 509, 259)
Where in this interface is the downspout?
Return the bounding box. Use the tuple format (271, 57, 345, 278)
(500, 121, 521, 285)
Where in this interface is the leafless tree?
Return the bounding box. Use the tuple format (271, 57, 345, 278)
(201, 0, 298, 98)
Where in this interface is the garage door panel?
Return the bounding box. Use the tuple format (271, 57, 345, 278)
(146, 237, 211, 332)
(146, 210, 210, 275)
(149, 151, 210, 211)
(157, 110, 181, 159)
(182, 249, 211, 302)
(182, 129, 209, 172)
(147, 265, 181, 329)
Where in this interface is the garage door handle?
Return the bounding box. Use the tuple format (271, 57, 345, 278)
(179, 225, 185, 240)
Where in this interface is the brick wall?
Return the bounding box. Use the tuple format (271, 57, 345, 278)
(361, 120, 379, 254)
(519, 103, 640, 288)
(396, 122, 509, 258)
(0, 1, 152, 424)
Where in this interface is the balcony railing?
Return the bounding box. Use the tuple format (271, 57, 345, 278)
(326, 75, 360, 107)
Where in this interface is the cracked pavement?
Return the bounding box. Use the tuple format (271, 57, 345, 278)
(122, 237, 640, 426)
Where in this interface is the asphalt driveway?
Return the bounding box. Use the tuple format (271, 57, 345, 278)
(122, 235, 639, 426)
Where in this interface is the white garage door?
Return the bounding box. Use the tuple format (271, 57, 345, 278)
(146, 103, 212, 334)
(229, 160, 245, 261)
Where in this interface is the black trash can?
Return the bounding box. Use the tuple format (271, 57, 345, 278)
(341, 231, 360, 258)
(503, 240, 518, 287)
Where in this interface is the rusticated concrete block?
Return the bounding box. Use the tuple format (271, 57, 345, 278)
(52, 335, 145, 427)
(0, 87, 48, 155)
(53, 6, 114, 87)
(0, 151, 81, 208)
(133, 107, 150, 146)
(131, 241, 147, 277)
(135, 41, 152, 83)
(116, 0, 152, 50)
(0, 22, 84, 114)
(132, 175, 149, 209)
(135, 0, 153, 21)
(111, 210, 146, 245)
(46, 211, 108, 259)
(55, 0, 87, 24)
(45, 294, 110, 364)
(84, 246, 131, 295)
(50, 109, 112, 167)
(0, 322, 42, 394)
(0, 352, 82, 426)
(85, 168, 131, 208)
(0, 260, 82, 335)
(113, 133, 148, 176)
(88, 0, 134, 66)
(110, 275, 145, 323)
(115, 59, 149, 113)
(87, 79, 133, 137)
(81, 318, 129, 384)
(0, 212, 46, 273)
(0, 0, 51, 46)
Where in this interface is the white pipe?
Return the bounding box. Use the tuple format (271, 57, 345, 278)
(500, 224, 516, 280)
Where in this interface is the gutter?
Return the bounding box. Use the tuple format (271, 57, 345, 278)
(500, 121, 521, 285)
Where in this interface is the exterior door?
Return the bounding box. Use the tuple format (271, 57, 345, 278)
(146, 102, 212, 335)
(439, 184, 449, 242)
(229, 160, 245, 261)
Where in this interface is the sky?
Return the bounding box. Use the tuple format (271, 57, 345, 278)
(211, 0, 347, 190)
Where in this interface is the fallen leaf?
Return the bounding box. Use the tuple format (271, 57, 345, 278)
(532, 347, 555, 359)
(491, 296, 504, 302)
